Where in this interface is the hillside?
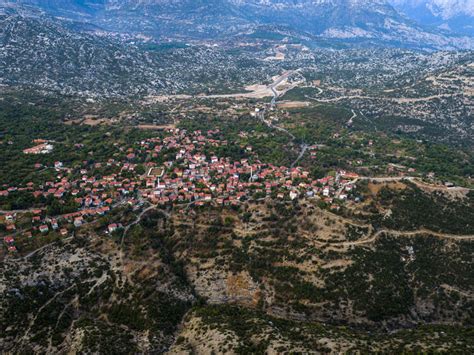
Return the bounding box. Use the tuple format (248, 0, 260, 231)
(0, 10, 279, 97)
(1, 181, 473, 353)
(0, 10, 170, 97)
(0, 74, 473, 352)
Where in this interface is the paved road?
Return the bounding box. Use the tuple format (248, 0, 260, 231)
(259, 70, 309, 166)
(195, 70, 300, 101)
(347, 109, 357, 126)
(269, 71, 293, 108)
(356, 176, 416, 182)
(291, 144, 309, 168)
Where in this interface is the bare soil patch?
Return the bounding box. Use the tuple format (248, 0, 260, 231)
(368, 181, 406, 195)
(137, 124, 176, 130)
(277, 101, 310, 109)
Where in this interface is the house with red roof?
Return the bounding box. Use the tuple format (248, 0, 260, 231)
(39, 225, 49, 233)
(4, 236, 15, 244)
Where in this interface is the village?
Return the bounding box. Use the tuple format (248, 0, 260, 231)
(1, 128, 360, 255)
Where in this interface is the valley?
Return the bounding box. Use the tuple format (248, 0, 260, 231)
(1, 78, 473, 352)
(0, 0, 473, 354)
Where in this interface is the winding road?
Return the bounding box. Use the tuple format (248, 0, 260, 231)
(305, 228, 474, 249)
(256, 70, 309, 167)
(347, 109, 357, 126)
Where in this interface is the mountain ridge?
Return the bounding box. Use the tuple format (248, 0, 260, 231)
(2, 0, 474, 49)
(389, 0, 474, 36)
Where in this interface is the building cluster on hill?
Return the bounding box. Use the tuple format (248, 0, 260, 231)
(1, 128, 359, 253)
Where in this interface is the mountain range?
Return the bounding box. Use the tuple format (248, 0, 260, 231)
(0, 6, 281, 98)
(389, 0, 474, 36)
(2, 0, 474, 49)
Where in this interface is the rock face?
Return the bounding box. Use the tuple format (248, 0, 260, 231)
(3, 0, 474, 49)
(190, 268, 261, 306)
(232, 0, 404, 33)
(231, 0, 474, 49)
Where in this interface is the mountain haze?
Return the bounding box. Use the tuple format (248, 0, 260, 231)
(390, 0, 474, 36)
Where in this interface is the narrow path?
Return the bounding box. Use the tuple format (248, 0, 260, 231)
(356, 176, 416, 182)
(169, 217, 474, 247)
(21, 283, 77, 342)
(440, 284, 473, 299)
(11, 236, 74, 261)
(354, 176, 473, 191)
(309, 228, 474, 248)
(306, 93, 460, 104)
(119, 204, 156, 260)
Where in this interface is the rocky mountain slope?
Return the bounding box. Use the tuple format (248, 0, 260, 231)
(0, 8, 170, 97)
(0, 9, 279, 97)
(232, 0, 474, 49)
(390, 0, 474, 36)
(3, 0, 474, 49)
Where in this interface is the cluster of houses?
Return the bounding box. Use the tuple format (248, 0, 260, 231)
(0, 165, 140, 253)
(2, 213, 19, 252)
(2, 211, 68, 253)
(23, 139, 54, 155)
(2, 128, 360, 254)
(137, 129, 358, 206)
(3, 236, 16, 253)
